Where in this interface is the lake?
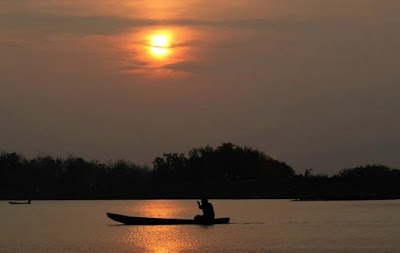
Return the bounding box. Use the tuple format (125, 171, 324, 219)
(1, 200, 400, 252)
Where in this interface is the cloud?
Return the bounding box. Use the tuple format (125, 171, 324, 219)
(0, 13, 146, 35)
(0, 11, 355, 36)
(161, 61, 217, 73)
(117, 60, 215, 77)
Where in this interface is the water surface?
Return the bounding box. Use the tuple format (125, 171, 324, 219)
(1, 200, 400, 252)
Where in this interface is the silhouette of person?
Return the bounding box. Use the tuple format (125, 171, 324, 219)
(194, 197, 215, 223)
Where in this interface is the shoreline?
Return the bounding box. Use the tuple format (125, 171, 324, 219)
(3, 196, 400, 201)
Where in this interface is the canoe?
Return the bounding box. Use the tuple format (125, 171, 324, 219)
(9, 201, 31, 205)
(107, 212, 230, 225)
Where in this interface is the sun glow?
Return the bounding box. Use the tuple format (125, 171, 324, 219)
(123, 27, 195, 77)
(149, 34, 171, 57)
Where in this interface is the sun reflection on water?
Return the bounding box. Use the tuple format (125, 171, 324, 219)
(116, 200, 201, 252)
(130, 200, 183, 218)
(120, 225, 197, 252)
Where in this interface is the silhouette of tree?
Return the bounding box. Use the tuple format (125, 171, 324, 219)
(152, 153, 188, 183)
(0, 148, 399, 200)
(337, 164, 398, 178)
(149, 143, 296, 197)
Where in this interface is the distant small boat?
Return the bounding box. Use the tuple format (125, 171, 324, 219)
(107, 212, 230, 225)
(9, 200, 31, 205)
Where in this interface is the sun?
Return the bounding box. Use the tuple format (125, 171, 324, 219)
(151, 35, 169, 48)
(149, 34, 171, 56)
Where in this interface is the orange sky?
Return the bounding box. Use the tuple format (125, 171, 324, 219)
(1, 0, 399, 174)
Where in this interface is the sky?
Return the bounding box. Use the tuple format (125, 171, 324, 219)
(1, 0, 399, 174)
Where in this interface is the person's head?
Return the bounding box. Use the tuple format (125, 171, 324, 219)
(201, 197, 208, 203)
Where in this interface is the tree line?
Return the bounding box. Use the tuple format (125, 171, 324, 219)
(1, 143, 399, 200)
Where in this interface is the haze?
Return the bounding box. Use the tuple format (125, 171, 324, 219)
(1, 0, 399, 174)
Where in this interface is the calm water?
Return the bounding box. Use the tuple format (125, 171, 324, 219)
(1, 200, 400, 252)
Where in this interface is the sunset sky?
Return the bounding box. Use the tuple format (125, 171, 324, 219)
(1, 0, 399, 174)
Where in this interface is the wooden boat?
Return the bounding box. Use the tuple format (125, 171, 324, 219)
(9, 201, 31, 205)
(107, 212, 230, 225)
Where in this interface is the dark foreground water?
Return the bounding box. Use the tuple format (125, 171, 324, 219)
(1, 199, 400, 252)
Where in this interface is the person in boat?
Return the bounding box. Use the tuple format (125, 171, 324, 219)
(194, 197, 215, 223)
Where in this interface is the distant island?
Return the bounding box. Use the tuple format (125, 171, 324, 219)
(1, 143, 399, 200)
